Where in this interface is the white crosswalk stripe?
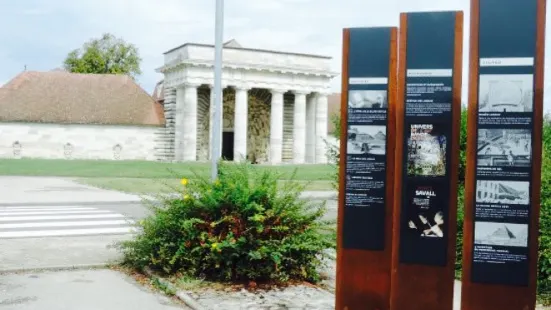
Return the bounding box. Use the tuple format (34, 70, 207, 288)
(0, 205, 137, 239)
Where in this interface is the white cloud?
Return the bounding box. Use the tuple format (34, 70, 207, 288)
(1, 0, 402, 92)
(1, 0, 551, 112)
(21, 8, 51, 16)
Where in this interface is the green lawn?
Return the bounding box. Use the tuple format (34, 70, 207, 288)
(0, 158, 336, 195)
(0, 158, 334, 179)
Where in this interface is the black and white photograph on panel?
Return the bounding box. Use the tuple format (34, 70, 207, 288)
(477, 129, 532, 167)
(405, 185, 445, 239)
(348, 90, 388, 109)
(474, 221, 528, 248)
(407, 123, 447, 177)
(478, 74, 534, 113)
(347, 125, 386, 155)
(475, 180, 530, 205)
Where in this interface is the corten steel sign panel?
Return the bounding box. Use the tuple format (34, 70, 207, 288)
(461, 0, 546, 309)
(390, 11, 463, 310)
(336, 27, 397, 310)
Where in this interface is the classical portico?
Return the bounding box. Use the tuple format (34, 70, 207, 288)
(156, 40, 337, 164)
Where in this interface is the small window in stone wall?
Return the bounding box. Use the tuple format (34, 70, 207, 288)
(12, 141, 21, 158)
(64, 143, 74, 159)
(113, 144, 122, 160)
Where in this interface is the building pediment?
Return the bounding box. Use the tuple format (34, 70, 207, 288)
(157, 42, 338, 78)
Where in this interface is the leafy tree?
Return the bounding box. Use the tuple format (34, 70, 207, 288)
(63, 33, 142, 78)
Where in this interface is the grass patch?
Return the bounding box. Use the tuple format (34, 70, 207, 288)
(77, 177, 335, 195)
(0, 158, 334, 180)
(150, 277, 177, 296)
(171, 275, 212, 292)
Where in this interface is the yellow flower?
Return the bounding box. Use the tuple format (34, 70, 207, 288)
(181, 178, 188, 186)
(183, 194, 190, 200)
(211, 243, 218, 249)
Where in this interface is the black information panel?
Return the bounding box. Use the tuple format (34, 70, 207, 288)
(470, 0, 538, 286)
(398, 12, 458, 266)
(343, 27, 392, 250)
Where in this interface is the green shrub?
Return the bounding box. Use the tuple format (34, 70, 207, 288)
(458, 107, 468, 183)
(455, 184, 465, 277)
(538, 154, 551, 304)
(116, 161, 336, 284)
(537, 115, 551, 303)
(326, 113, 341, 191)
(454, 108, 467, 277)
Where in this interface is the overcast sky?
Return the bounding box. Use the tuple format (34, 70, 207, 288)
(1, 0, 550, 110)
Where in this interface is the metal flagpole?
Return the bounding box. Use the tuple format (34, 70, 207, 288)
(211, 0, 224, 181)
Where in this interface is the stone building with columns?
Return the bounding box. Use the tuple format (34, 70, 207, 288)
(0, 41, 339, 164)
(153, 40, 338, 164)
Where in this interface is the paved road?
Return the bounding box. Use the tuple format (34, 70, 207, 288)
(0, 177, 141, 206)
(0, 205, 137, 239)
(0, 176, 337, 309)
(322, 199, 337, 221)
(0, 269, 188, 309)
(0, 198, 336, 240)
(0, 199, 336, 272)
(0, 202, 150, 272)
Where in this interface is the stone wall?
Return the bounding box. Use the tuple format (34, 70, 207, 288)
(0, 122, 161, 161)
(246, 92, 271, 164)
(218, 89, 270, 163)
(197, 88, 211, 160)
(157, 88, 176, 161)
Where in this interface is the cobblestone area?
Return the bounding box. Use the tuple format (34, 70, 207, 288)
(175, 253, 551, 310)
(189, 285, 334, 310)
(177, 253, 337, 310)
(319, 257, 337, 293)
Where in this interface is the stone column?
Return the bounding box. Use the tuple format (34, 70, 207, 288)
(175, 87, 186, 161)
(305, 94, 317, 163)
(183, 83, 199, 161)
(315, 92, 329, 164)
(292, 91, 308, 164)
(269, 89, 285, 165)
(234, 86, 249, 162)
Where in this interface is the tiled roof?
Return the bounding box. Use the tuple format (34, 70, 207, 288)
(152, 80, 164, 102)
(0, 71, 165, 126)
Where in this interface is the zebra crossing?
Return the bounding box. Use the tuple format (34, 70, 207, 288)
(0, 205, 137, 239)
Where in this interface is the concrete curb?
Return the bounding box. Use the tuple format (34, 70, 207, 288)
(143, 267, 208, 310)
(0, 263, 110, 274)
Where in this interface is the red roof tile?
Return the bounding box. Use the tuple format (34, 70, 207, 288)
(0, 71, 165, 126)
